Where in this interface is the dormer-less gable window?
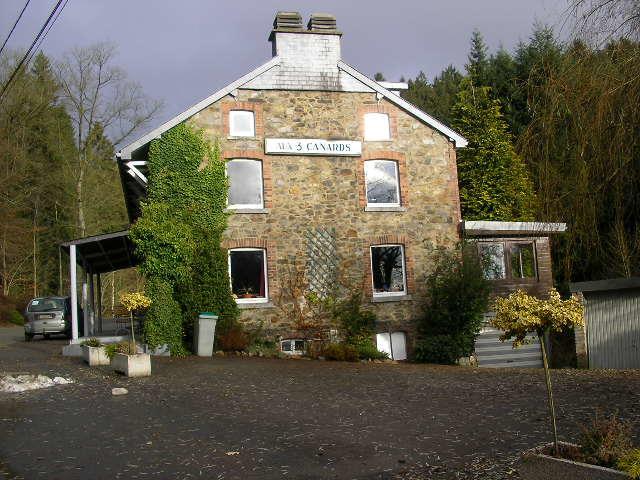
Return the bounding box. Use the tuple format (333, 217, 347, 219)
(364, 113, 390, 141)
(229, 110, 255, 137)
(364, 160, 400, 207)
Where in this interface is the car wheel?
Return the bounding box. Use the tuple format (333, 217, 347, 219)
(24, 333, 34, 342)
(43, 333, 51, 340)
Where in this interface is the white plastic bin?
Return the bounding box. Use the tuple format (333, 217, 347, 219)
(194, 312, 218, 356)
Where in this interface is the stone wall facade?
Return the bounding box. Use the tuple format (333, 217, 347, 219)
(188, 88, 461, 342)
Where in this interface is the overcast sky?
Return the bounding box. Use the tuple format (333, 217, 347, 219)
(1, 0, 568, 126)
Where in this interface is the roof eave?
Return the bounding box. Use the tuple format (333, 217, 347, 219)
(337, 60, 468, 148)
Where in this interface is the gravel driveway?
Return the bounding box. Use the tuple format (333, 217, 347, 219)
(0, 332, 638, 480)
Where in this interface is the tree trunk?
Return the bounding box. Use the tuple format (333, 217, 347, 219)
(539, 330, 559, 455)
(76, 164, 86, 237)
(32, 205, 38, 298)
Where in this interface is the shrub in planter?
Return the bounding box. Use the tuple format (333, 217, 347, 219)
(107, 341, 150, 377)
(618, 449, 640, 479)
(579, 413, 633, 468)
(80, 338, 110, 366)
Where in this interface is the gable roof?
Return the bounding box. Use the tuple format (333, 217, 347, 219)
(117, 56, 467, 160)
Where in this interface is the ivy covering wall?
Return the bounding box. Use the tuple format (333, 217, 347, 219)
(130, 123, 238, 355)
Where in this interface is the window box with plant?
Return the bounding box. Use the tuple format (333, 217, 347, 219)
(80, 338, 110, 366)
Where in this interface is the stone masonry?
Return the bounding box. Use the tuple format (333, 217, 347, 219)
(188, 89, 461, 341)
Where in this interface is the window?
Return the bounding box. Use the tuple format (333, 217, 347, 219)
(228, 248, 268, 303)
(479, 242, 506, 280)
(364, 160, 400, 206)
(226, 159, 263, 209)
(229, 110, 255, 137)
(364, 113, 390, 141)
(370, 245, 406, 296)
(281, 339, 305, 355)
(510, 243, 536, 279)
(477, 241, 537, 280)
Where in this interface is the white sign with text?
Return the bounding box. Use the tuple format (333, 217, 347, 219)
(265, 138, 362, 156)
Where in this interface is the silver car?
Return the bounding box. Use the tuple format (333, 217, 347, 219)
(24, 297, 79, 341)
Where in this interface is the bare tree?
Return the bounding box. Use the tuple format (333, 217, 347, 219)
(570, 0, 640, 43)
(57, 43, 162, 236)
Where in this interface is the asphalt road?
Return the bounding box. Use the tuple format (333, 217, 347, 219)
(0, 331, 639, 479)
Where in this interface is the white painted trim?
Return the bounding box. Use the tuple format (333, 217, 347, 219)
(378, 81, 408, 91)
(69, 245, 78, 341)
(463, 221, 567, 235)
(226, 158, 264, 210)
(370, 244, 407, 297)
(117, 56, 281, 160)
(126, 161, 148, 185)
(364, 159, 401, 208)
(228, 247, 269, 303)
(337, 60, 468, 148)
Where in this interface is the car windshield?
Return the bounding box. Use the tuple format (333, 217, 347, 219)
(28, 298, 65, 312)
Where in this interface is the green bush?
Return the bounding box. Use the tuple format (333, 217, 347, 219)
(415, 244, 492, 364)
(618, 449, 640, 479)
(322, 343, 359, 362)
(352, 336, 388, 360)
(579, 413, 632, 468)
(8, 310, 24, 326)
(414, 335, 463, 364)
(104, 341, 136, 360)
(248, 341, 281, 358)
(332, 291, 376, 342)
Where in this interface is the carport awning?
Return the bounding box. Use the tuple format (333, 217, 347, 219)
(61, 230, 137, 274)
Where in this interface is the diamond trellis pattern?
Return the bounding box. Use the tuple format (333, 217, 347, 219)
(305, 227, 338, 297)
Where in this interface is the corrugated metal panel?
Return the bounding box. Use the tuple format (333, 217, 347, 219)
(585, 289, 640, 369)
(475, 318, 543, 368)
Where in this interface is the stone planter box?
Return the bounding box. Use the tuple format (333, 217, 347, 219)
(111, 352, 151, 377)
(518, 442, 630, 480)
(81, 345, 110, 366)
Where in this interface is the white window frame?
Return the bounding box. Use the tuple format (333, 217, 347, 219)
(228, 247, 269, 304)
(370, 244, 407, 297)
(364, 159, 401, 207)
(229, 110, 255, 137)
(280, 339, 305, 355)
(364, 112, 391, 141)
(226, 159, 264, 210)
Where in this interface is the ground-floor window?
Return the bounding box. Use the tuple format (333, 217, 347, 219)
(228, 248, 268, 303)
(370, 244, 406, 296)
(376, 331, 407, 360)
(281, 339, 305, 355)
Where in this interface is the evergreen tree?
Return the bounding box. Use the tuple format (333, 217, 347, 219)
(466, 30, 490, 86)
(452, 79, 535, 221)
(403, 66, 463, 125)
(374, 72, 386, 81)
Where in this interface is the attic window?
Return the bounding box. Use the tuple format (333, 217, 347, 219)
(229, 110, 255, 137)
(364, 113, 390, 141)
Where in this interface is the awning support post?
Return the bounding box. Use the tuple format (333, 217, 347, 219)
(88, 272, 95, 335)
(69, 245, 78, 341)
(82, 268, 89, 338)
(96, 273, 102, 334)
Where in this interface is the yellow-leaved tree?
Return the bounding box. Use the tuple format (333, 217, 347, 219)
(492, 289, 584, 454)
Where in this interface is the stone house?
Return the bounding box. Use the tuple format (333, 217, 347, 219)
(62, 12, 564, 362)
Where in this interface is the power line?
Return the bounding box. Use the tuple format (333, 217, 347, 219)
(0, 0, 65, 104)
(25, 0, 70, 67)
(0, 0, 32, 58)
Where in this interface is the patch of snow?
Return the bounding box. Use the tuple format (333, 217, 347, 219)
(0, 374, 74, 393)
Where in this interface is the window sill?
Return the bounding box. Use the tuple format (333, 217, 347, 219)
(364, 206, 406, 212)
(227, 135, 258, 140)
(371, 294, 412, 303)
(236, 301, 274, 310)
(226, 208, 269, 214)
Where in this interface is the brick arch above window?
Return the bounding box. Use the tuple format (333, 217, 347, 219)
(222, 237, 278, 299)
(357, 150, 409, 208)
(221, 101, 264, 138)
(222, 150, 272, 209)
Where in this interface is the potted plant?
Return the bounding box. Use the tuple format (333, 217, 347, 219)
(81, 338, 110, 366)
(518, 413, 640, 479)
(237, 286, 256, 298)
(110, 292, 152, 377)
